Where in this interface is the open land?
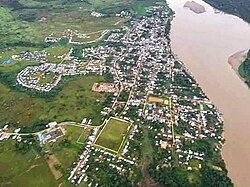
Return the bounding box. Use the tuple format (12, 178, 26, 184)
(0, 140, 57, 187)
(47, 125, 84, 171)
(0, 75, 106, 127)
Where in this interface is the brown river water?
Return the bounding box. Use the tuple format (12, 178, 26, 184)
(167, 0, 250, 186)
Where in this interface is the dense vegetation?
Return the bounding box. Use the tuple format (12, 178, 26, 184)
(238, 50, 250, 87)
(201, 166, 233, 187)
(0, 0, 125, 128)
(203, 0, 250, 23)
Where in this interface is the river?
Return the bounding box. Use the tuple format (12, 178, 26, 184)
(167, 0, 250, 186)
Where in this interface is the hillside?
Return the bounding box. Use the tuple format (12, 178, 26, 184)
(203, 0, 250, 23)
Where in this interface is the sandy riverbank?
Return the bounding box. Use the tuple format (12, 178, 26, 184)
(228, 50, 248, 82)
(184, 1, 206, 14)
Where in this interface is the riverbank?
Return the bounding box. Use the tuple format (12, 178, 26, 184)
(167, 0, 250, 186)
(228, 50, 248, 84)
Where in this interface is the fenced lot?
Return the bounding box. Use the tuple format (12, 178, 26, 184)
(94, 117, 131, 153)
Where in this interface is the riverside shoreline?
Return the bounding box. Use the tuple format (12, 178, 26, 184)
(228, 50, 249, 85)
(167, 0, 250, 185)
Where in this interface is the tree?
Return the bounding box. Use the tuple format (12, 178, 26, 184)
(149, 165, 190, 187)
(201, 165, 233, 187)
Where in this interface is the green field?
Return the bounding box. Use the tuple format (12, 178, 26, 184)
(77, 127, 92, 144)
(46, 125, 84, 171)
(0, 0, 126, 50)
(39, 76, 107, 125)
(0, 75, 107, 127)
(45, 44, 71, 63)
(0, 83, 44, 126)
(0, 126, 88, 187)
(0, 0, 158, 52)
(0, 140, 57, 187)
(95, 117, 131, 152)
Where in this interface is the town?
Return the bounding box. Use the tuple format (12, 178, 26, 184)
(0, 2, 230, 187)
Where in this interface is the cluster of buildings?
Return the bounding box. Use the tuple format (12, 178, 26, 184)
(105, 31, 124, 43)
(65, 4, 225, 184)
(45, 37, 60, 44)
(65, 5, 175, 185)
(0, 125, 11, 141)
(38, 126, 65, 144)
(68, 128, 138, 186)
(91, 11, 105, 18)
(9, 2, 226, 185)
(17, 63, 62, 92)
(17, 51, 47, 63)
(5, 51, 47, 64)
(16, 50, 109, 91)
(0, 125, 23, 142)
(68, 127, 99, 185)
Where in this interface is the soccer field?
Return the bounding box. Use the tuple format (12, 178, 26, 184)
(95, 117, 131, 153)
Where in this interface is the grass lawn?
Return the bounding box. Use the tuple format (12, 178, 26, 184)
(39, 72, 59, 85)
(47, 125, 84, 171)
(95, 117, 131, 152)
(188, 171, 201, 186)
(0, 140, 57, 187)
(45, 45, 71, 63)
(77, 127, 92, 144)
(30, 71, 59, 86)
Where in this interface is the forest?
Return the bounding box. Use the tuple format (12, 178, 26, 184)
(203, 0, 250, 23)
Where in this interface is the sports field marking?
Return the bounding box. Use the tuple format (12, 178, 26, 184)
(76, 140, 85, 145)
(76, 126, 94, 145)
(117, 129, 130, 154)
(76, 128, 86, 144)
(93, 119, 109, 144)
(93, 143, 118, 154)
(94, 117, 132, 154)
(147, 95, 170, 106)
